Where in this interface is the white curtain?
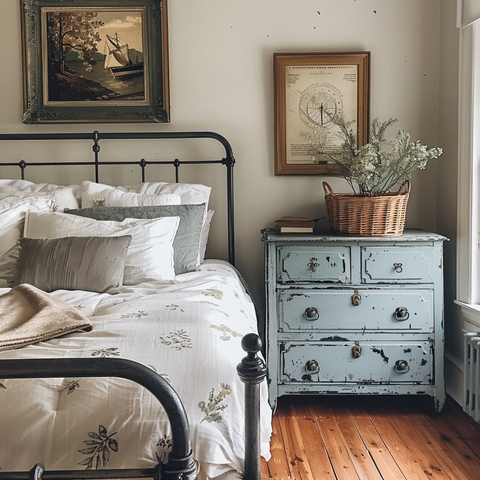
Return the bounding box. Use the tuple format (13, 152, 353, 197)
(459, 0, 480, 27)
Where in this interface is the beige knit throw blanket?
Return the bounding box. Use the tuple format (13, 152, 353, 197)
(0, 284, 93, 351)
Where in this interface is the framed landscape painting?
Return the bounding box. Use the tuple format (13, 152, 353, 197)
(21, 0, 169, 123)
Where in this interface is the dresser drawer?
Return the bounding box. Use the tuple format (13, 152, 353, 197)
(263, 229, 446, 410)
(277, 245, 350, 283)
(362, 246, 435, 283)
(278, 288, 434, 332)
(280, 341, 433, 384)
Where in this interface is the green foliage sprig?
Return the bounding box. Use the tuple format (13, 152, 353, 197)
(302, 115, 443, 196)
(198, 383, 232, 423)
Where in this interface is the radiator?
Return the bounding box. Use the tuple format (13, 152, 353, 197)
(464, 332, 480, 421)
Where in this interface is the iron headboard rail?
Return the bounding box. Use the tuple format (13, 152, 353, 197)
(0, 130, 236, 265)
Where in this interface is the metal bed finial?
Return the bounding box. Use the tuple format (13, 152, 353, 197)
(237, 333, 267, 480)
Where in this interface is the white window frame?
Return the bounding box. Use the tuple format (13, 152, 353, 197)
(456, 18, 480, 324)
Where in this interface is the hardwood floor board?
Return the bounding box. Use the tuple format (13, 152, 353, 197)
(287, 398, 337, 479)
(327, 399, 383, 480)
(266, 414, 293, 480)
(414, 402, 480, 478)
(350, 399, 438, 480)
(401, 409, 473, 480)
(262, 395, 480, 480)
(439, 400, 480, 458)
(261, 457, 272, 480)
(310, 398, 361, 479)
(276, 397, 315, 480)
(375, 401, 452, 479)
(292, 397, 337, 479)
(281, 400, 318, 480)
(347, 400, 407, 480)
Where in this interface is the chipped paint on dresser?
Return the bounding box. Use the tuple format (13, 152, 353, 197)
(262, 229, 448, 412)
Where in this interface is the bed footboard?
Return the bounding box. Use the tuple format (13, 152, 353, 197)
(237, 333, 267, 480)
(0, 333, 266, 480)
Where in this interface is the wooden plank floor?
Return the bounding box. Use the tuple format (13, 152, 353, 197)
(260, 395, 480, 479)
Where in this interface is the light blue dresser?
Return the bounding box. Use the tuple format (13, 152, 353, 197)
(262, 229, 448, 412)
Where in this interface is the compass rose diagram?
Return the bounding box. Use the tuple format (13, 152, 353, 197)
(299, 83, 343, 129)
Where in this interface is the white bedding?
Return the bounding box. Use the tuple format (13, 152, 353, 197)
(0, 260, 272, 479)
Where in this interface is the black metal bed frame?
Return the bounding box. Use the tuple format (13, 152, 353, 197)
(0, 130, 236, 265)
(0, 131, 266, 480)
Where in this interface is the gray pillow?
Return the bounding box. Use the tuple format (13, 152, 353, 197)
(66, 204, 205, 274)
(14, 236, 132, 294)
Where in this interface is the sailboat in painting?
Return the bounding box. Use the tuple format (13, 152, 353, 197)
(104, 33, 144, 78)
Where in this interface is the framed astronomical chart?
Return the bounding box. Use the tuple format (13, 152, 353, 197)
(274, 52, 370, 175)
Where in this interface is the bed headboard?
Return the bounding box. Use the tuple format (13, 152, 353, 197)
(0, 130, 236, 265)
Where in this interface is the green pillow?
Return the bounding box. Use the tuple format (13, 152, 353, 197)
(14, 236, 132, 294)
(66, 204, 205, 274)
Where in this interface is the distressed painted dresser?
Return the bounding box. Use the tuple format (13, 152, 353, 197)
(261, 229, 448, 412)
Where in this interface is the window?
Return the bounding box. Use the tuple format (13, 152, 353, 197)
(456, 6, 480, 323)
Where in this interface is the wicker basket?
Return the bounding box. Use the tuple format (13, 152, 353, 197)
(323, 180, 411, 237)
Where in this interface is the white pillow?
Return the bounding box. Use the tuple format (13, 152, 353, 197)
(120, 182, 211, 208)
(24, 212, 180, 285)
(0, 197, 52, 287)
(81, 181, 181, 208)
(0, 179, 80, 210)
(120, 182, 212, 263)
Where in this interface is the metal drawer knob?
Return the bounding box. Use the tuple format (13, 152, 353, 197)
(352, 345, 362, 358)
(304, 307, 319, 321)
(394, 360, 410, 372)
(307, 257, 319, 272)
(394, 307, 410, 321)
(305, 359, 319, 373)
(351, 290, 361, 306)
(393, 262, 403, 273)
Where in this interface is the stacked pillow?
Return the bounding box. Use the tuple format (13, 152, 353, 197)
(76, 180, 212, 273)
(0, 179, 214, 293)
(117, 181, 211, 205)
(0, 196, 52, 288)
(80, 181, 181, 208)
(113, 180, 214, 263)
(66, 204, 206, 275)
(15, 235, 132, 294)
(0, 179, 80, 211)
(0, 180, 81, 288)
(22, 212, 180, 287)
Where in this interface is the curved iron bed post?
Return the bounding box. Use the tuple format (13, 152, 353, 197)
(222, 149, 236, 269)
(0, 357, 197, 480)
(237, 333, 267, 480)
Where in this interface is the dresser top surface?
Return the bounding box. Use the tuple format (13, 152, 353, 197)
(261, 228, 449, 243)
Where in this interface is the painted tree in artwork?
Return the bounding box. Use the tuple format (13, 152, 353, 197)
(47, 11, 104, 74)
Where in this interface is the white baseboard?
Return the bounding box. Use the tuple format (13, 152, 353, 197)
(445, 349, 464, 406)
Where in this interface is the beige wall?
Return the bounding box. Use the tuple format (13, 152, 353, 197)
(438, 0, 462, 402)
(0, 1, 461, 394)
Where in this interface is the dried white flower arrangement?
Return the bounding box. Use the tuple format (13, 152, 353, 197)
(301, 115, 443, 196)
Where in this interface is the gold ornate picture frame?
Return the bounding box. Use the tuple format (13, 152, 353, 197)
(21, 0, 169, 124)
(274, 52, 370, 175)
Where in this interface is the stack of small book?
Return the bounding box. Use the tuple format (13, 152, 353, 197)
(274, 216, 318, 233)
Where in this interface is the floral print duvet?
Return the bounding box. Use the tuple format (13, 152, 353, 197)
(0, 260, 272, 479)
